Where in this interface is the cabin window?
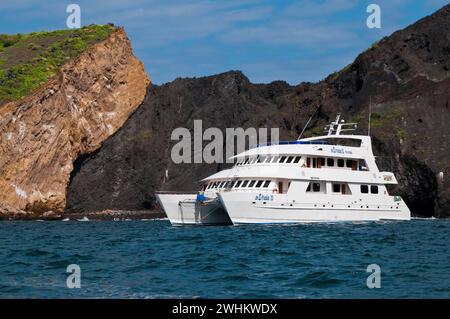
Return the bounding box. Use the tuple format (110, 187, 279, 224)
(359, 160, 368, 171)
(248, 180, 256, 187)
(346, 159, 353, 168)
(286, 156, 294, 163)
(306, 158, 311, 167)
(279, 156, 287, 163)
(235, 180, 242, 188)
(259, 156, 266, 163)
(338, 159, 345, 167)
(319, 158, 325, 167)
(312, 158, 317, 168)
(293, 156, 301, 163)
(244, 158, 250, 165)
(265, 156, 272, 163)
(306, 183, 311, 192)
(272, 156, 280, 163)
(312, 182, 321, 192)
(361, 185, 369, 194)
(371, 185, 379, 194)
(263, 180, 271, 188)
(256, 180, 263, 188)
(241, 180, 249, 187)
(327, 158, 334, 167)
(248, 157, 256, 164)
(278, 181, 283, 193)
(332, 183, 341, 193)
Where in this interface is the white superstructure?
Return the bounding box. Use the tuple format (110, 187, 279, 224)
(157, 115, 411, 225)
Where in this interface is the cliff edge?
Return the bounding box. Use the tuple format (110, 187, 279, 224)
(0, 25, 150, 214)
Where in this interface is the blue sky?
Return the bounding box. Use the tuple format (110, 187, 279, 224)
(0, 0, 448, 85)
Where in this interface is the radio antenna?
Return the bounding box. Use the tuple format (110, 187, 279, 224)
(298, 104, 320, 140)
(368, 96, 372, 136)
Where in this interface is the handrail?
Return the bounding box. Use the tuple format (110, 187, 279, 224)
(155, 191, 198, 194)
(250, 140, 329, 149)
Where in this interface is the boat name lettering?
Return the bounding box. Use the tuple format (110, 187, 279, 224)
(255, 194, 274, 201)
(331, 146, 353, 154)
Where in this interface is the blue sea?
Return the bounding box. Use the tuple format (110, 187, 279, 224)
(0, 219, 448, 298)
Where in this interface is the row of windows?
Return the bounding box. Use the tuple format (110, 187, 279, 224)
(306, 157, 360, 169)
(236, 155, 301, 166)
(361, 185, 378, 194)
(206, 180, 272, 190)
(307, 182, 379, 194)
(236, 155, 365, 171)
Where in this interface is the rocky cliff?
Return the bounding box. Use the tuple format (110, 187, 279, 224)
(0, 26, 150, 215)
(66, 5, 449, 217)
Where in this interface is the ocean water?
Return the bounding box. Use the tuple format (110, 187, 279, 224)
(0, 219, 448, 298)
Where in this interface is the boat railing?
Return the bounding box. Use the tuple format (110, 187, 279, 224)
(155, 191, 198, 195)
(250, 140, 328, 149)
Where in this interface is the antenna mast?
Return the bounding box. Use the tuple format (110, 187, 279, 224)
(368, 96, 372, 136)
(298, 104, 320, 140)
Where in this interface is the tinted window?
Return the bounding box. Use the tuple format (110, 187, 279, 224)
(338, 159, 345, 167)
(312, 183, 320, 192)
(371, 185, 379, 194)
(286, 156, 294, 163)
(256, 180, 263, 188)
(280, 156, 287, 163)
(293, 156, 301, 163)
(361, 185, 369, 193)
(346, 159, 353, 168)
(333, 183, 341, 192)
(327, 158, 334, 166)
(248, 180, 256, 187)
(241, 180, 249, 187)
(272, 156, 280, 163)
(244, 158, 249, 164)
(320, 158, 325, 166)
(306, 183, 311, 192)
(259, 156, 266, 163)
(265, 156, 272, 163)
(235, 181, 242, 188)
(263, 180, 271, 188)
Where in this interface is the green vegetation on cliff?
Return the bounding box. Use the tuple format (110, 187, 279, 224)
(0, 24, 116, 105)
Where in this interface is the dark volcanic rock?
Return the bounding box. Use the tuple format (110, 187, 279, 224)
(66, 5, 450, 217)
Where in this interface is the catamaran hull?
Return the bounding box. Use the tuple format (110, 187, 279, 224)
(156, 193, 232, 226)
(218, 192, 411, 224)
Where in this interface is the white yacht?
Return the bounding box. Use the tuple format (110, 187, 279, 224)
(156, 115, 411, 225)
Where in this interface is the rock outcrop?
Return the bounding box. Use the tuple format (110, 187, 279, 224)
(0, 27, 150, 213)
(66, 5, 449, 217)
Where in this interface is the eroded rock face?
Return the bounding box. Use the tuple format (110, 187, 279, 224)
(0, 27, 150, 213)
(66, 5, 450, 217)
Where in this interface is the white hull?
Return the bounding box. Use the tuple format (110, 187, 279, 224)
(218, 192, 411, 224)
(156, 193, 232, 226)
